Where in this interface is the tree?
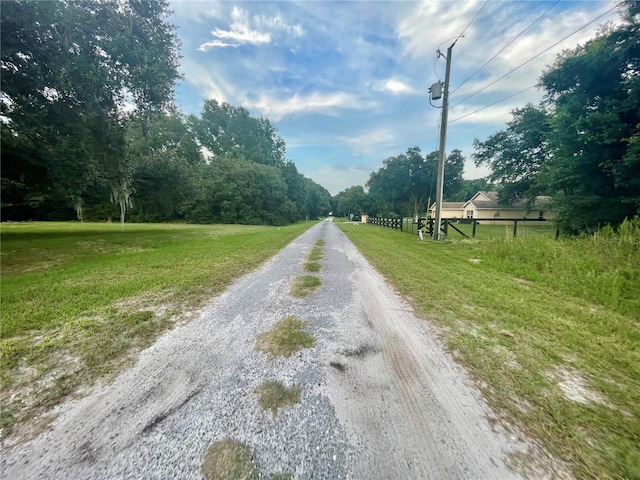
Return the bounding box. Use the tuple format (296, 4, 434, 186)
(303, 179, 332, 219)
(279, 160, 307, 219)
(472, 104, 551, 204)
(443, 149, 465, 202)
(1, 0, 181, 222)
(334, 185, 369, 217)
(366, 147, 464, 218)
(367, 147, 434, 218)
(539, 5, 640, 232)
(191, 100, 286, 167)
(127, 114, 203, 222)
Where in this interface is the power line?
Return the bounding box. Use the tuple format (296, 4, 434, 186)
(450, 0, 560, 95)
(450, 4, 618, 110)
(457, 1, 490, 42)
(448, 84, 537, 124)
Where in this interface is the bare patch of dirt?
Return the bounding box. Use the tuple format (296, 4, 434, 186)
(547, 367, 612, 407)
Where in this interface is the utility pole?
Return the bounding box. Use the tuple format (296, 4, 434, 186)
(432, 43, 454, 240)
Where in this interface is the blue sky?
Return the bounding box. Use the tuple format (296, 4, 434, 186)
(169, 0, 620, 195)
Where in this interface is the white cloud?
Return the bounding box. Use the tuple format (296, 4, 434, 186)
(198, 6, 271, 51)
(197, 6, 306, 51)
(198, 40, 240, 50)
(246, 91, 374, 121)
(210, 26, 270, 45)
(376, 79, 414, 95)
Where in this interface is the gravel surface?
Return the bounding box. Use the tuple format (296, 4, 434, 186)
(1, 219, 531, 479)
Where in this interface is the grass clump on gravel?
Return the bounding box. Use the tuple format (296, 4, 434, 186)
(0, 221, 313, 439)
(337, 218, 640, 480)
(307, 246, 323, 262)
(255, 316, 315, 360)
(315, 239, 326, 246)
(255, 381, 301, 417)
(301, 262, 321, 272)
(290, 275, 321, 298)
(201, 438, 259, 480)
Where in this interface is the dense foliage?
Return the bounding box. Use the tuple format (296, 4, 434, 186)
(0, 0, 331, 225)
(473, 2, 639, 232)
(345, 147, 466, 218)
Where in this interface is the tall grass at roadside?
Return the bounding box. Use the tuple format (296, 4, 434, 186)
(483, 220, 639, 316)
(338, 218, 639, 480)
(0, 221, 313, 439)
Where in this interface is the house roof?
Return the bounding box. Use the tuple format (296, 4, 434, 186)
(438, 202, 465, 209)
(467, 191, 552, 210)
(432, 192, 553, 211)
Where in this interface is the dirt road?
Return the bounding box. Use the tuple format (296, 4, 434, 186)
(1, 220, 530, 479)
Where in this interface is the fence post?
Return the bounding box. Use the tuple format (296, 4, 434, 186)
(472, 220, 477, 238)
(444, 219, 449, 236)
(513, 220, 518, 237)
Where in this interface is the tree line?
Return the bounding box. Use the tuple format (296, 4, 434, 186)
(337, 1, 639, 233)
(334, 147, 492, 220)
(1, 0, 332, 225)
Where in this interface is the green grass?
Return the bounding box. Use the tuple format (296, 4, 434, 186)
(300, 240, 324, 273)
(255, 316, 315, 360)
(307, 246, 323, 262)
(290, 275, 321, 298)
(301, 262, 321, 272)
(337, 221, 640, 480)
(0, 221, 313, 438)
(201, 438, 259, 480)
(255, 381, 302, 417)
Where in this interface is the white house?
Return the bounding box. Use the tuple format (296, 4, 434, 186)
(430, 191, 555, 223)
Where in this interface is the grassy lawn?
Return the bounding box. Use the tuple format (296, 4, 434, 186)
(0, 221, 314, 439)
(338, 220, 639, 480)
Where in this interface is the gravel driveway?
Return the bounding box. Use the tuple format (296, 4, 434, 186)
(2, 220, 530, 479)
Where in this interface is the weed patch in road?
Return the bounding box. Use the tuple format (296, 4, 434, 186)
(201, 438, 258, 480)
(255, 381, 301, 417)
(307, 246, 323, 262)
(302, 262, 321, 272)
(255, 316, 315, 360)
(290, 275, 321, 298)
(315, 239, 326, 246)
(337, 220, 640, 480)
